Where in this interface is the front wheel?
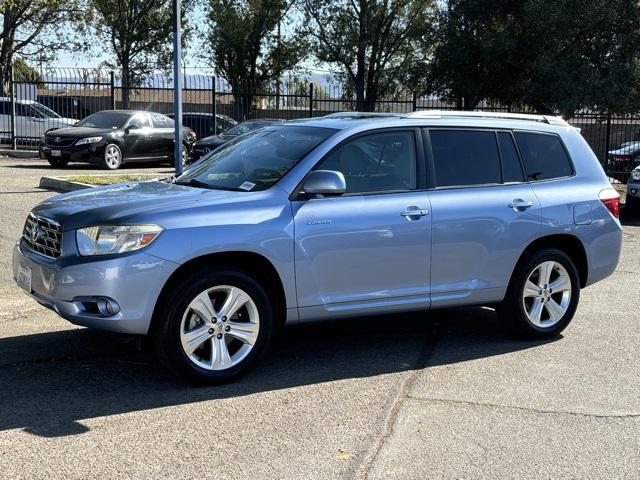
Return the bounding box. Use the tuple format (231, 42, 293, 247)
(153, 268, 273, 384)
(101, 143, 122, 170)
(498, 249, 580, 339)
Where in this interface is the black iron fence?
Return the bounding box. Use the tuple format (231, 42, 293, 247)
(1, 67, 639, 182)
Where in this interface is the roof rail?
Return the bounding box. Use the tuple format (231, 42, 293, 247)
(406, 110, 569, 127)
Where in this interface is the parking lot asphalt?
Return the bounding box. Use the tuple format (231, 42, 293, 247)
(0, 157, 639, 479)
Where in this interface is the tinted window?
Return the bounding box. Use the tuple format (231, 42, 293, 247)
(151, 114, 174, 128)
(514, 132, 572, 180)
(430, 130, 501, 187)
(77, 111, 131, 129)
(315, 131, 417, 194)
(498, 132, 524, 182)
(128, 113, 151, 128)
(0, 101, 7, 115)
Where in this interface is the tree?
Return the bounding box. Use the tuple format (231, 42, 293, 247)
(90, 0, 192, 108)
(206, 0, 304, 119)
(301, 0, 435, 112)
(0, 0, 85, 93)
(429, 0, 640, 115)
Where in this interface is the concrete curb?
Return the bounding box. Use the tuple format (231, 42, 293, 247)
(0, 149, 39, 159)
(39, 176, 92, 192)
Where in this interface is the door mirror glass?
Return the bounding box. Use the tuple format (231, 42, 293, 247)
(125, 122, 141, 133)
(302, 170, 346, 196)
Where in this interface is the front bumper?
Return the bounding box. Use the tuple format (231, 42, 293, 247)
(12, 242, 178, 334)
(627, 182, 640, 199)
(39, 143, 106, 164)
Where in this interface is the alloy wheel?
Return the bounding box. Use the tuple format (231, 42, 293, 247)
(105, 145, 121, 168)
(522, 260, 572, 328)
(179, 285, 260, 371)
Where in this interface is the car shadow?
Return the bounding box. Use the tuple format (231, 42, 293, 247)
(0, 307, 558, 438)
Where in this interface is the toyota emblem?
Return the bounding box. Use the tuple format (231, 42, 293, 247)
(203, 147, 211, 154)
(31, 225, 42, 242)
(54, 136, 61, 143)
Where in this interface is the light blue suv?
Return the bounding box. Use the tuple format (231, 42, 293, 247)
(13, 112, 623, 383)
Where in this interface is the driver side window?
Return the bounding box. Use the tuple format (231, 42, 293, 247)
(314, 131, 417, 194)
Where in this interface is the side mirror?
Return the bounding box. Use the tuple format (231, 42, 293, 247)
(124, 124, 140, 134)
(302, 170, 346, 196)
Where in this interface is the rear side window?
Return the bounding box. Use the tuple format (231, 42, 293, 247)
(430, 130, 501, 187)
(514, 132, 573, 180)
(498, 132, 525, 183)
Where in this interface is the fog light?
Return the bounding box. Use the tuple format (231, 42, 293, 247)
(97, 297, 120, 316)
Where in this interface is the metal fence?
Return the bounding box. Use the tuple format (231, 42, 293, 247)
(1, 67, 639, 182)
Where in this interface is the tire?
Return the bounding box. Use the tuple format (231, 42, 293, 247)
(47, 157, 69, 168)
(101, 143, 122, 170)
(498, 248, 580, 339)
(152, 268, 273, 384)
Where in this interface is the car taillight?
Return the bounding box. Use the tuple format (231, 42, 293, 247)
(612, 155, 633, 162)
(599, 188, 620, 218)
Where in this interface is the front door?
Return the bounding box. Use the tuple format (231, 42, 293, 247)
(293, 129, 431, 319)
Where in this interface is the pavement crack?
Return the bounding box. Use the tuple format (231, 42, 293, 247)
(355, 322, 441, 480)
(406, 396, 640, 419)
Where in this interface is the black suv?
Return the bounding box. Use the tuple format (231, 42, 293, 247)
(40, 110, 196, 169)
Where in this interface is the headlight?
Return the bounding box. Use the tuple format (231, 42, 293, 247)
(632, 169, 640, 182)
(76, 225, 163, 256)
(76, 136, 103, 145)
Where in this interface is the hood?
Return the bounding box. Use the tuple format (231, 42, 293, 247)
(45, 118, 76, 128)
(196, 133, 234, 147)
(32, 180, 241, 231)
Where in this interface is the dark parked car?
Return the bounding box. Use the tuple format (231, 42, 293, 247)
(168, 112, 237, 140)
(607, 141, 640, 180)
(40, 110, 196, 170)
(189, 119, 284, 162)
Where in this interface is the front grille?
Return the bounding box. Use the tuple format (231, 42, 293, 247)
(22, 213, 62, 258)
(46, 136, 76, 148)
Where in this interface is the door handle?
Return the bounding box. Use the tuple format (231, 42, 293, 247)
(401, 206, 429, 218)
(508, 199, 534, 210)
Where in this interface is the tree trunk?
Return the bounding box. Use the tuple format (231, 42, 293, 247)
(121, 60, 130, 109)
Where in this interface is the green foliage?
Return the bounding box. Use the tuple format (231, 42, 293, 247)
(301, 0, 436, 111)
(12, 57, 42, 82)
(429, 0, 640, 115)
(90, 0, 193, 107)
(206, 0, 304, 117)
(0, 0, 87, 92)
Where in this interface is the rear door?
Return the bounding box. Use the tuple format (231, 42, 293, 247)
(425, 128, 541, 307)
(293, 128, 431, 319)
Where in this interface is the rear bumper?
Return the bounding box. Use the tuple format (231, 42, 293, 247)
(12, 242, 178, 334)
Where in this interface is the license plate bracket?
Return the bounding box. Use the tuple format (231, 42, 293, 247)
(17, 264, 32, 293)
(51, 150, 62, 157)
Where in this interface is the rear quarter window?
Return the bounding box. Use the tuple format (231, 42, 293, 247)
(514, 132, 573, 181)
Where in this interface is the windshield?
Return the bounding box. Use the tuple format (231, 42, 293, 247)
(176, 126, 336, 191)
(77, 112, 131, 129)
(30, 103, 61, 118)
(226, 121, 273, 136)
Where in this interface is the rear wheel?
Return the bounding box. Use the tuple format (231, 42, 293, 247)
(47, 157, 69, 168)
(153, 268, 273, 384)
(498, 249, 580, 339)
(101, 144, 122, 170)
